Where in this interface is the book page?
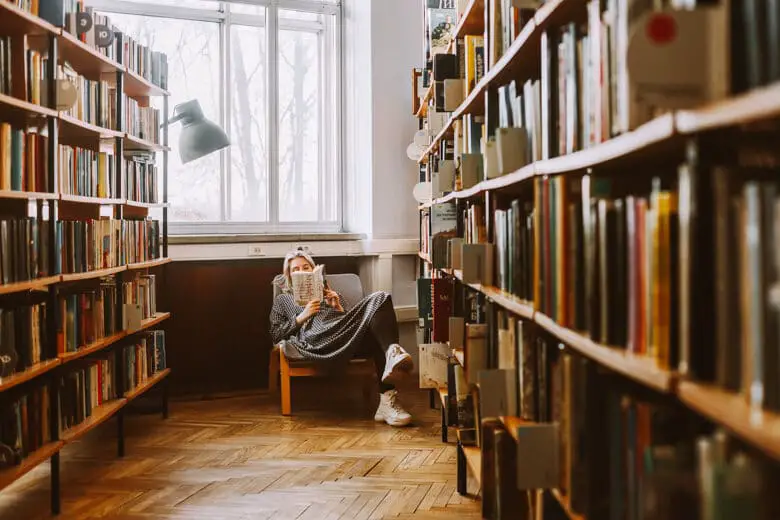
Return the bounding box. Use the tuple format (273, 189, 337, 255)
(291, 265, 324, 305)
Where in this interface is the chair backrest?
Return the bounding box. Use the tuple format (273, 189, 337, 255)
(272, 272, 364, 306)
(326, 273, 364, 307)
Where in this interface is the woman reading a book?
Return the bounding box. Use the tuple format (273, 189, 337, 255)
(270, 248, 415, 427)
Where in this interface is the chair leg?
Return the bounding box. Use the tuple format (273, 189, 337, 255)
(268, 347, 280, 392)
(280, 353, 292, 416)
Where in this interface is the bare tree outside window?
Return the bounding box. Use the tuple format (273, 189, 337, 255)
(94, 0, 342, 233)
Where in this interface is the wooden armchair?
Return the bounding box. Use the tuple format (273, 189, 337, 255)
(268, 273, 376, 415)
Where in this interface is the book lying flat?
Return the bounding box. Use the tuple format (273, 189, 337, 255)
(291, 264, 324, 305)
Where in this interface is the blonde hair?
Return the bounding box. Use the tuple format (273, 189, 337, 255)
(282, 248, 315, 287)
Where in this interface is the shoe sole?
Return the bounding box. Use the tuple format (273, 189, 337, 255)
(381, 354, 414, 384)
(374, 414, 412, 427)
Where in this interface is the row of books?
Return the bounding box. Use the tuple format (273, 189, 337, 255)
(493, 200, 534, 303)
(124, 152, 158, 204)
(0, 37, 9, 98)
(124, 274, 157, 320)
(531, 174, 679, 371)
(681, 162, 780, 414)
(0, 124, 50, 193)
(0, 304, 51, 379)
(56, 218, 161, 274)
(123, 331, 166, 392)
(57, 278, 120, 355)
(125, 98, 159, 144)
(58, 64, 117, 131)
(0, 384, 52, 467)
(0, 218, 54, 284)
(59, 355, 118, 431)
(124, 39, 168, 91)
(59, 145, 117, 199)
(33, 2, 168, 90)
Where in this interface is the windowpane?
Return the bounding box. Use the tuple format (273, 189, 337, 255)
(103, 13, 222, 222)
(108, 0, 220, 8)
(278, 10, 336, 223)
(229, 22, 269, 222)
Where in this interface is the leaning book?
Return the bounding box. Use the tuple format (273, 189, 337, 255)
(291, 265, 325, 305)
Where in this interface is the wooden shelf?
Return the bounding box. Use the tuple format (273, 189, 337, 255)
(58, 331, 128, 363)
(498, 416, 529, 442)
(675, 80, 780, 134)
(536, 114, 677, 176)
(61, 399, 126, 443)
(124, 68, 170, 98)
(678, 381, 780, 462)
(0, 93, 57, 121)
(0, 440, 64, 493)
(56, 312, 168, 363)
(124, 133, 168, 152)
(57, 30, 122, 80)
(138, 312, 171, 331)
(125, 368, 171, 401)
(0, 275, 61, 296)
(534, 312, 674, 393)
(60, 266, 127, 283)
(0, 3, 58, 36)
(475, 285, 534, 320)
(481, 164, 535, 192)
(551, 489, 586, 520)
(123, 200, 169, 209)
(59, 193, 124, 205)
(59, 113, 122, 140)
(416, 83, 433, 118)
(462, 445, 482, 485)
(0, 359, 61, 393)
(0, 190, 58, 201)
(127, 257, 172, 270)
(454, 0, 485, 38)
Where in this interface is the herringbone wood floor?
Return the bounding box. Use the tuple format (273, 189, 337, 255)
(0, 381, 480, 519)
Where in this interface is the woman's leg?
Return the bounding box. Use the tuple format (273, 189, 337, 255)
(357, 336, 395, 393)
(367, 295, 400, 351)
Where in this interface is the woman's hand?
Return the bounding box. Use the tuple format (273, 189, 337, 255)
(324, 289, 344, 312)
(296, 299, 321, 325)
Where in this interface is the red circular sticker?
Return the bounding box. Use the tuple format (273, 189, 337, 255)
(646, 14, 677, 44)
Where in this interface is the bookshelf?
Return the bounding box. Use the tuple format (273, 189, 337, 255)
(0, 3, 172, 514)
(415, 0, 780, 518)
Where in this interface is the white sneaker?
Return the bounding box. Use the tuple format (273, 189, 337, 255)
(374, 389, 412, 427)
(381, 344, 413, 384)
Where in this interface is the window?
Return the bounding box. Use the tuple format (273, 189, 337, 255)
(91, 0, 342, 233)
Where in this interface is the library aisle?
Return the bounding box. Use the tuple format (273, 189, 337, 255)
(0, 384, 480, 520)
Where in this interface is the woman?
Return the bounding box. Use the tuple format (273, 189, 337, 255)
(270, 248, 415, 427)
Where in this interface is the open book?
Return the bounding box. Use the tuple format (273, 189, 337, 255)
(291, 264, 325, 306)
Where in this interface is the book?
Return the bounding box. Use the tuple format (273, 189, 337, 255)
(290, 264, 324, 306)
(419, 343, 450, 389)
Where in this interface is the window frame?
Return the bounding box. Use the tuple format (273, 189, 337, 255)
(90, 0, 344, 235)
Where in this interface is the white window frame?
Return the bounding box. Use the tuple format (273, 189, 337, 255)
(91, 0, 344, 235)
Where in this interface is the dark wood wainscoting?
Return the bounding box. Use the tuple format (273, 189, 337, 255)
(158, 257, 360, 396)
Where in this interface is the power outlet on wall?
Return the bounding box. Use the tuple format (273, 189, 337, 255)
(247, 245, 264, 257)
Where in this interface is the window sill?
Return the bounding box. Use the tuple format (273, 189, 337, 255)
(166, 235, 418, 261)
(168, 232, 366, 245)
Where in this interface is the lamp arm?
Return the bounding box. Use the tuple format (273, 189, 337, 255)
(162, 112, 187, 128)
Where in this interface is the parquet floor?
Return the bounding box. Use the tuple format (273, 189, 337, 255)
(0, 382, 480, 519)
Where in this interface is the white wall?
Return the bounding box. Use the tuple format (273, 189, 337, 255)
(370, 0, 422, 239)
(344, 0, 422, 240)
(342, 0, 373, 235)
